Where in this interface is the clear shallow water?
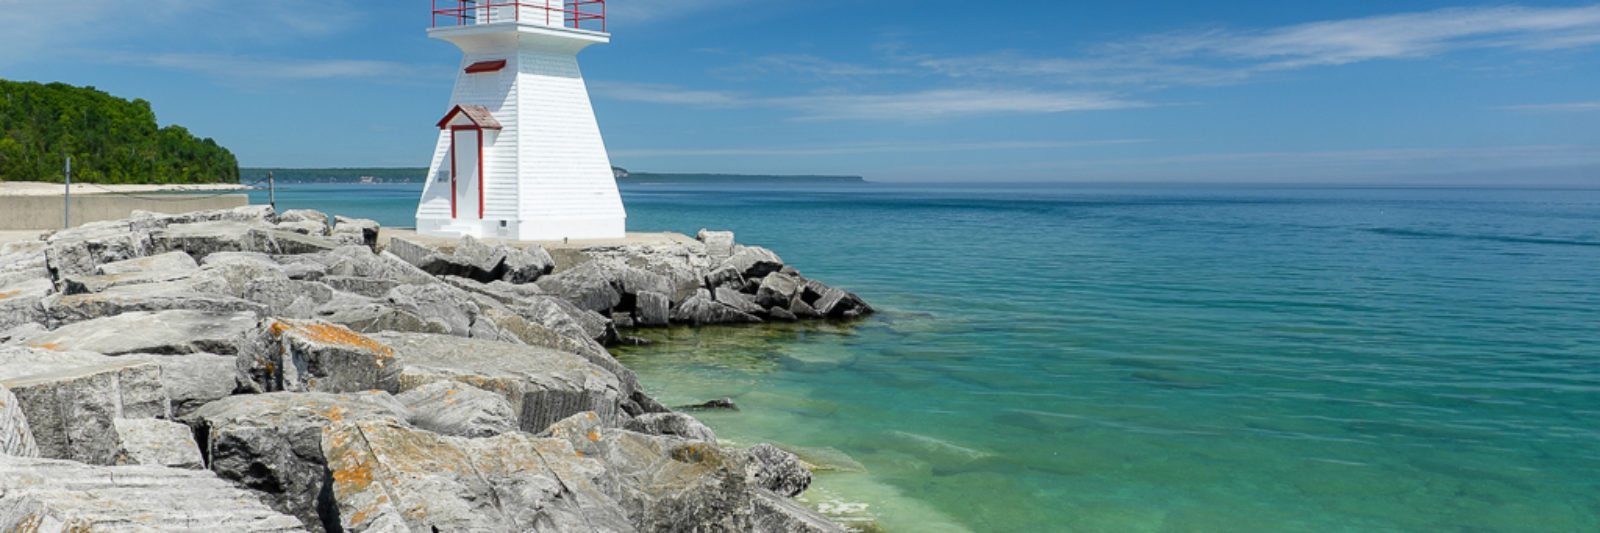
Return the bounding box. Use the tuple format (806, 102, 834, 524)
(252, 183, 1600, 532)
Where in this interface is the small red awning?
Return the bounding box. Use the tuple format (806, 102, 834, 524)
(464, 60, 507, 73)
(435, 105, 503, 130)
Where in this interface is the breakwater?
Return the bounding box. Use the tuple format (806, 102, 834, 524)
(0, 204, 870, 531)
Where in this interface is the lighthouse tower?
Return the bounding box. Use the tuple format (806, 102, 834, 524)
(417, 1, 625, 240)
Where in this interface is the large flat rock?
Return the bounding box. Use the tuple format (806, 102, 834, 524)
(0, 455, 303, 532)
(22, 309, 258, 355)
(41, 279, 268, 326)
(320, 419, 634, 532)
(372, 331, 626, 431)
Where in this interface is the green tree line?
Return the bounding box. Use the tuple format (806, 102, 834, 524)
(0, 79, 238, 184)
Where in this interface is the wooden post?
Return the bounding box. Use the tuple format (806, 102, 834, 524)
(63, 156, 71, 229)
(268, 171, 276, 210)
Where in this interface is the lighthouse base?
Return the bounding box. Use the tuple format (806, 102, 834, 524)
(417, 214, 625, 242)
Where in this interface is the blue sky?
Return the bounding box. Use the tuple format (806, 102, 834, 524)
(2, 1, 1597, 183)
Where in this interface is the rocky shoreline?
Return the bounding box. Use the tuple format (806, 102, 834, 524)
(0, 205, 872, 532)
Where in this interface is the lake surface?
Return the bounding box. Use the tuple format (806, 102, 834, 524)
(249, 182, 1600, 532)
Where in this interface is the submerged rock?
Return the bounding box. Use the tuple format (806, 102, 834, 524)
(679, 397, 740, 411)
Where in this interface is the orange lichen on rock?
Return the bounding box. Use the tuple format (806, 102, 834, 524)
(0, 290, 18, 300)
(332, 461, 375, 491)
(272, 321, 397, 362)
(587, 430, 600, 442)
(28, 343, 61, 351)
(348, 508, 373, 526)
(323, 406, 349, 422)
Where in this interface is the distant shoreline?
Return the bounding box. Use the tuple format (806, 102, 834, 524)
(0, 181, 252, 197)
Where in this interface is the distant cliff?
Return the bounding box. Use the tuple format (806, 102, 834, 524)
(0, 80, 238, 184)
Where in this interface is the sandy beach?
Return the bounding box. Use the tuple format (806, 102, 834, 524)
(0, 181, 253, 197)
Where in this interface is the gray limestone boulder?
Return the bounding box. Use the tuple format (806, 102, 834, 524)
(635, 290, 671, 327)
(715, 286, 766, 316)
(152, 221, 336, 261)
(191, 251, 291, 296)
(507, 244, 556, 283)
(0, 277, 51, 331)
(672, 292, 762, 326)
(40, 279, 269, 326)
(43, 219, 155, 279)
(241, 278, 336, 318)
(755, 271, 804, 310)
(615, 265, 673, 299)
(113, 417, 204, 469)
(0, 384, 39, 458)
(278, 208, 330, 227)
(385, 282, 483, 337)
(536, 260, 622, 313)
(320, 275, 401, 298)
(767, 306, 799, 322)
(624, 412, 717, 442)
(720, 245, 785, 279)
(320, 419, 635, 533)
(0, 455, 304, 532)
(60, 250, 199, 294)
(311, 245, 438, 286)
(812, 287, 874, 319)
(156, 352, 242, 418)
(395, 380, 517, 438)
(543, 412, 754, 532)
(448, 234, 509, 281)
(581, 242, 711, 305)
(316, 302, 451, 336)
(23, 309, 258, 355)
(332, 215, 380, 249)
(697, 229, 736, 263)
(704, 264, 745, 291)
(237, 319, 400, 395)
(481, 306, 608, 361)
(2, 358, 169, 465)
(383, 235, 436, 268)
(275, 219, 330, 237)
(128, 204, 278, 231)
(186, 391, 410, 532)
(743, 443, 813, 497)
(372, 331, 626, 431)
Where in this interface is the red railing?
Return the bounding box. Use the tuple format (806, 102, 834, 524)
(432, 1, 606, 32)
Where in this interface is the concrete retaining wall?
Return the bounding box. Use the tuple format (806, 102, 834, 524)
(0, 194, 249, 230)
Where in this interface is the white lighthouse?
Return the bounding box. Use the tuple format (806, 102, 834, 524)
(416, 0, 625, 240)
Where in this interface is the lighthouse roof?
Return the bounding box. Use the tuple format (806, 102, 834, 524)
(435, 105, 503, 130)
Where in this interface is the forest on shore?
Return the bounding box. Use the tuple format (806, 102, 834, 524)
(0, 80, 238, 184)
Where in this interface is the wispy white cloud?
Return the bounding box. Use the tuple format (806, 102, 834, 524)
(904, 5, 1600, 87)
(109, 53, 433, 83)
(715, 54, 908, 81)
(594, 83, 1151, 120)
(589, 82, 746, 107)
(1496, 101, 1600, 113)
(772, 89, 1151, 121)
(613, 139, 1149, 157)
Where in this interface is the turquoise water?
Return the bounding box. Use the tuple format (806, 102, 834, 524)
(251, 183, 1600, 532)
